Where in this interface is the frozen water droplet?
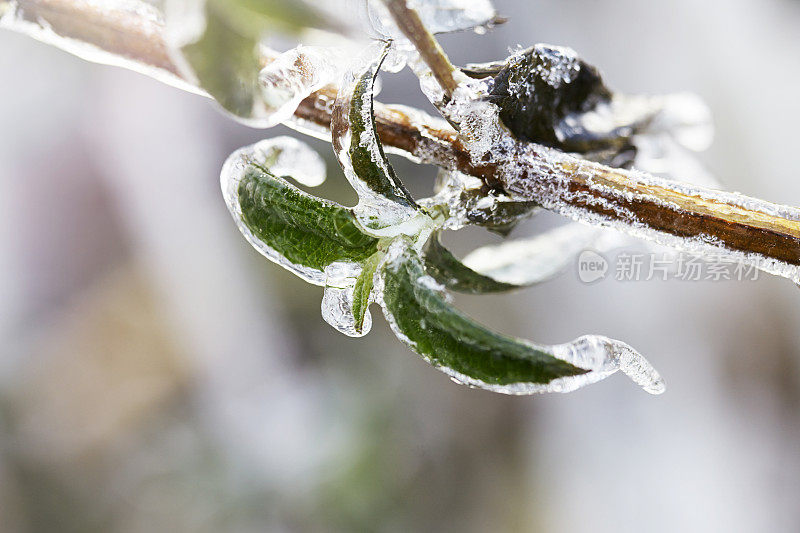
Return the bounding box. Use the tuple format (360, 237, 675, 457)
(321, 262, 372, 337)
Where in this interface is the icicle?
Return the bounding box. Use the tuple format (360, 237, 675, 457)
(443, 336, 665, 395)
(542, 336, 665, 395)
(321, 261, 373, 337)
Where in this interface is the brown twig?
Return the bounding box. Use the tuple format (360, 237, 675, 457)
(3, 0, 800, 278)
(382, 0, 459, 98)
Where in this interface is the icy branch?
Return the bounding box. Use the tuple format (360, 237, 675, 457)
(383, 0, 458, 97)
(3, 0, 800, 280)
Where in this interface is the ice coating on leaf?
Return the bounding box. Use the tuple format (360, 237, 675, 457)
(247, 136, 327, 187)
(221, 139, 378, 285)
(458, 44, 715, 172)
(374, 240, 664, 395)
(322, 261, 373, 337)
(332, 41, 422, 235)
(356, 0, 497, 40)
(165, 0, 345, 127)
(421, 234, 518, 293)
(256, 45, 344, 128)
(463, 224, 628, 286)
(555, 92, 715, 167)
(542, 336, 665, 395)
(0, 0, 199, 94)
(512, 44, 581, 90)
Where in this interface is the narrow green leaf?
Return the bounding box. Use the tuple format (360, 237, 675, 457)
(352, 252, 383, 334)
(332, 42, 417, 210)
(422, 234, 518, 294)
(379, 243, 588, 389)
(230, 160, 379, 284)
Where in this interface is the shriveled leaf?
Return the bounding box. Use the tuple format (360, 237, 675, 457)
(485, 44, 613, 149)
(378, 241, 665, 394)
(222, 140, 378, 285)
(467, 45, 714, 170)
(332, 42, 419, 232)
(422, 234, 517, 294)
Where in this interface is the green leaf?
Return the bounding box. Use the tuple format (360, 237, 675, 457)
(352, 252, 383, 334)
(379, 242, 588, 389)
(332, 42, 417, 210)
(422, 234, 518, 294)
(233, 161, 379, 284)
(180, 0, 333, 120)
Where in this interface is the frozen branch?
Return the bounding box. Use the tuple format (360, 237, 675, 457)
(383, 0, 458, 97)
(3, 0, 799, 279)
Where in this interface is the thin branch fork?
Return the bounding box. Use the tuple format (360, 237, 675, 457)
(4, 0, 800, 275)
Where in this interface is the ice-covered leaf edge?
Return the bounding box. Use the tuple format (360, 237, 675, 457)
(332, 41, 422, 235)
(421, 233, 519, 294)
(221, 138, 379, 285)
(375, 238, 666, 395)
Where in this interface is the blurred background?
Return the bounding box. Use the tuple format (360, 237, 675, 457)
(2, 0, 800, 531)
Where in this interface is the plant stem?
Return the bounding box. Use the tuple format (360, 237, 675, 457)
(383, 0, 459, 98)
(3, 0, 800, 278)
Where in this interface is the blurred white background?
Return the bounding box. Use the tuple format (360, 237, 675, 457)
(1, 0, 800, 531)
